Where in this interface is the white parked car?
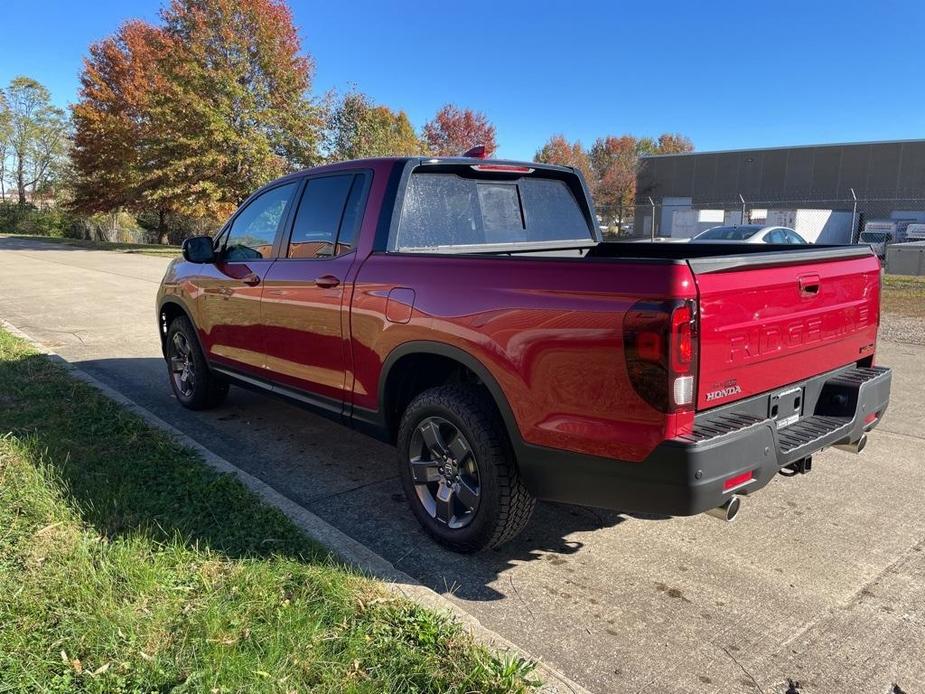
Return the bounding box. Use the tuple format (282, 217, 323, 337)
(690, 224, 807, 244)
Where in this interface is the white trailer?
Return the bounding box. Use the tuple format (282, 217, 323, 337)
(860, 219, 919, 256)
(670, 208, 724, 238)
(905, 223, 925, 242)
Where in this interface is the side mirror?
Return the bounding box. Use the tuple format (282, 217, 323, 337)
(182, 235, 217, 263)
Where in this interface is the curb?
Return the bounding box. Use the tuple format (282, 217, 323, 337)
(0, 317, 592, 694)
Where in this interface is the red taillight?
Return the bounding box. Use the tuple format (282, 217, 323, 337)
(623, 299, 698, 413)
(636, 331, 663, 362)
(671, 303, 693, 373)
(723, 470, 754, 491)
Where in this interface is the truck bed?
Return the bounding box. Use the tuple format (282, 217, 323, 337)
(479, 241, 881, 411)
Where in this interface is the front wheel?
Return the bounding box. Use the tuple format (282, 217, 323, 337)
(397, 385, 535, 552)
(165, 316, 228, 410)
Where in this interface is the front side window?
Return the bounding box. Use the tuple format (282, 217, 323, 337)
(287, 173, 366, 259)
(222, 182, 297, 261)
(393, 172, 592, 252)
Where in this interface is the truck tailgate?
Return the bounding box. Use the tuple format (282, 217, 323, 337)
(691, 249, 881, 410)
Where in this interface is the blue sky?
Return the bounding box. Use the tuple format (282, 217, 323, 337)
(2, 0, 923, 160)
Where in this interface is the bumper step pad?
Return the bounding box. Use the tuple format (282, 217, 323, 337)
(682, 365, 890, 452)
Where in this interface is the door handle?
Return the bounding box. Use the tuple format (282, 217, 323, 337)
(798, 274, 820, 297)
(315, 274, 341, 289)
(242, 273, 261, 287)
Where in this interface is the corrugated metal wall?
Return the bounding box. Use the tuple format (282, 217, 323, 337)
(637, 140, 925, 206)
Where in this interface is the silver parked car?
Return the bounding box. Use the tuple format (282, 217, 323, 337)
(690, 224, 807, 244)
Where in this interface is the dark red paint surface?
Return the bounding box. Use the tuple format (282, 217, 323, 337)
(158, 158, 883, 464)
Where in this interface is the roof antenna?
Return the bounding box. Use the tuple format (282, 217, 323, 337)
(462, 144, 488, 159)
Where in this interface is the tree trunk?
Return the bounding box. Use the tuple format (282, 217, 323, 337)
(17, 157, 26, 206)
(157, 209, 168, 245)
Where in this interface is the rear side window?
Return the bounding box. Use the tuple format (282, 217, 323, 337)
(336, 174, 369, 254)
(392, 172, 592, 252)
(766, 229, 787, 244)
(287, 173, 367, 258)
(696, 225, 761, 241)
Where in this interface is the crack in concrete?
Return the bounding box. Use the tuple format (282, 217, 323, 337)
(721, 645, 766, 694)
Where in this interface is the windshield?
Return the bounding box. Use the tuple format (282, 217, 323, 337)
(695, 225, 762, 240)
(393, 172, 593, 252)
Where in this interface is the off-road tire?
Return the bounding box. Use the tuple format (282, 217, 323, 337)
(397, 384, 535, 552)
(165, 315, 229, 410)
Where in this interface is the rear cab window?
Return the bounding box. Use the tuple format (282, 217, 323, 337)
(390, 166, 594, 253)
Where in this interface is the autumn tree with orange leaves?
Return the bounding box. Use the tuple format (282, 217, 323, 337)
(532, 132, 693, 233)
(72, 0, 321, 242)
(422, 105, 497, 157)
(71, 21, 164, 219)
(533, 134, 593, 183)
(589, 135, 644, 229)
(649, 133, 694, 155)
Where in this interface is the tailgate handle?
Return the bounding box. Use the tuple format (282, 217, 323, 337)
(799, 274, 820, 297)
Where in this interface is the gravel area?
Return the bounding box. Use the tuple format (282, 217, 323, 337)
(881, 312, 925, 345)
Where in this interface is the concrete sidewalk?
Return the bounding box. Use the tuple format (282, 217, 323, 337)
(2, 235, 923, 693)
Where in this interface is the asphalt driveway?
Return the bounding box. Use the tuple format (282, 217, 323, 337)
(1, 235, 923, 693)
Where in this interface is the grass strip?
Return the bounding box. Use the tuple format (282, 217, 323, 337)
(0, 328, 536, 693)
(882, 273, 925, 319)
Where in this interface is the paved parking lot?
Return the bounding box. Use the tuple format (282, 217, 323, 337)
(1, 235, 923, 693)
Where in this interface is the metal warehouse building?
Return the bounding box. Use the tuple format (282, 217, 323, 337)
(633, 139, 925, 242)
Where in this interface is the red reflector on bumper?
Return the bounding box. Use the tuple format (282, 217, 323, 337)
(864, 412, 878, 425)
(723, 471, 753, 491)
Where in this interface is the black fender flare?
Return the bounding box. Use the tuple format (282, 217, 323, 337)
(157, 297, 207, 360)
(377, 340, 524, 447)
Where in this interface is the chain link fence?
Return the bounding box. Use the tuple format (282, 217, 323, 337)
(598, 195, 925, 245)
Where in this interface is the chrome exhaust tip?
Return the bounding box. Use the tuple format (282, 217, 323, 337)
(706, 495, 741, 522)
(835, 433, 868, 454)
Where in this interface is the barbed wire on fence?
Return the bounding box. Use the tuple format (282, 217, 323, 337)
(597, 194, 925, 244)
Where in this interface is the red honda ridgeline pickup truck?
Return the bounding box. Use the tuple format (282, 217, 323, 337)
(157, 156, 892, 552)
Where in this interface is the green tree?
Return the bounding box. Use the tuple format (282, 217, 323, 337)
(144, 0, 322, 221)
(72, 0, 323, 240)
(0, 91, 10, 201)
(326, 90, 423, 160)
(2, 77, 68, 206)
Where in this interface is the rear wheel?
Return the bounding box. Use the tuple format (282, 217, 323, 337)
(165, 316, 228, 410)
(397, 385, 535, 552)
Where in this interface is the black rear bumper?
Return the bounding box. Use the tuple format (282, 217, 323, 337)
(518, 365, 892, 516)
